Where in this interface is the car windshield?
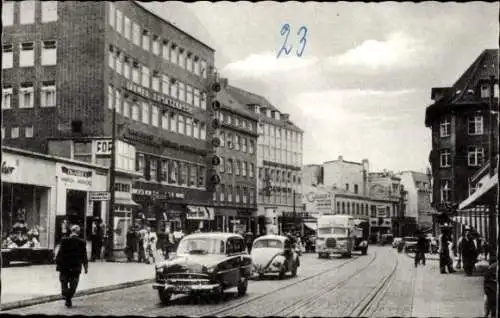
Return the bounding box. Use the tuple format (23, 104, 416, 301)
(177, 238, 225, 255)
(318, 227, 347, 236)
(253, 239, 283, 249)
(404, 237, 417, 242)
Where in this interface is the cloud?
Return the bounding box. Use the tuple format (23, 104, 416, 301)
(327, 32, 427, 71)
(222, 51, 319, 78)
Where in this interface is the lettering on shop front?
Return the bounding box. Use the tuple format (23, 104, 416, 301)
(1, 161, 15, 175)
(124, 82, 193, 114)
(131, 188, 185, 200)
(60, 166, 93, 186)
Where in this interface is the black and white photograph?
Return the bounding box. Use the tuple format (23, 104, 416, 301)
(0, 1, 498, 317)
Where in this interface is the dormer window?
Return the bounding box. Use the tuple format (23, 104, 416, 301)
(266, 109, 272, 117)
(480, 83, 489, 98)
(274, 111, 280, 120)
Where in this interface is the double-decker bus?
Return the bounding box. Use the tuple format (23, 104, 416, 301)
(316, 215, 369, 258)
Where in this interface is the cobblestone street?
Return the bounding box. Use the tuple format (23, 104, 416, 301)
(4, 246, 486, 317)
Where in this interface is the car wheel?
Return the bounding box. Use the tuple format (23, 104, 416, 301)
(291, 263, 298, 277)
(361, 248, 367, 255)
(278, 268, 286, 280)
(237, 276, 248, 296)
(158, 290, 172, 305)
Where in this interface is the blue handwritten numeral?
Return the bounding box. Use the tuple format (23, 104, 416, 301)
(277, 24, 308, 58)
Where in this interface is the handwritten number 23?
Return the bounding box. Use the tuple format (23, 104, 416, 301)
(277, 24, 308, 58)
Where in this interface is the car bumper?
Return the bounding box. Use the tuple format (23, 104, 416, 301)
(316, 246, 349, 254)
(153, 282, 221, 294)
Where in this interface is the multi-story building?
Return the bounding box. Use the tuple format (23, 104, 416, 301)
(210, 79, 259, 234)
(1, 1, 218, 237)
(397, 171, 436, 232)
(323, 156, 370, 195)
(425, 49, 498, 222)
(227, 86, 304, 235)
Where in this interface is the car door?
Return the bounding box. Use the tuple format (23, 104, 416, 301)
(223, 238, 241, 287)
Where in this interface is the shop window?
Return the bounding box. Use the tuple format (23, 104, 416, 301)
(2, 86, 13, 109)
(189, 164, 197, 187)
(179, 162, 188, 186)
(74, 142, 92, 163)
(169, 161, 178, 184)
(20, 0, 35, 24)
(19, 83, 34, 108)
(2, 44, 13, 69)
(42, 40, 57, 65)
(20, 42, 35, 67)
(198, 166, 206, 188)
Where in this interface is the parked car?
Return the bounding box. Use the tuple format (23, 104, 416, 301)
(403, 236, 418, 253)
(153, 232, 252, 304)
(392, 237, 403, 248)
(251, 235, 300, 280)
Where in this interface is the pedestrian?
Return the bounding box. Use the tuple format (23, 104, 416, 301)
(438, 224, 455, 274)
(458, 227, 478, 276)
(483, 255, 497, 318)
(173, 226, 185, 250)
(137, 226, 147, 263)
(55, 225, 88, 308)
(415, 231, 427, 267)
(482, 239, 489, 261)
(125, 226, 137, 262)
(90, 217, 104, 261)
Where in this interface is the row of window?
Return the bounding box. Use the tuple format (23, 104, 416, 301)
(218, 158, 255, 178)
(439, 115, 486, 138)
(108, 3, 208, 79)
(439, 146, 485, 167)
(218, 130, 255, 154)
(108, 86, 207, 140)
(2, 41, 57, 69)
(335, 201, 372, 217)
(108, 45, 208, 110)
(217, 111, 256, 133)
(137, 154, 207, 188)
(2, 82, 56, 109)
(2, 126, 34, 139)
(259, 168, 302, 185)
(259, 122, 303, 144)
(213, 185, 256, 205)
(2, 1, 57, 26)
(258, 192, 300, 206)
(72, 141, 136, 172)
(258, 145, 303, 167)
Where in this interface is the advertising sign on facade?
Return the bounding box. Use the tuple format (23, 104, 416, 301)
(186, 206, 215, 220)
(95, 139, 113, 155)
(90, 191, 111, 201)
(376, 206, 387, 217)
(57, 164, 93, 190)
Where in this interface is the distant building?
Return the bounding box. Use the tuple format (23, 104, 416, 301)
(323, 156, 370, 196)
(397, 171, 436, 232)
(302, 164, 323, 188)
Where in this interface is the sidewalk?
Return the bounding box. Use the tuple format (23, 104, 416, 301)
(412, 258, 485, 317)
(1, 260, 156, 311)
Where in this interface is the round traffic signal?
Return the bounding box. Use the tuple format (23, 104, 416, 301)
(211, 137, 221, 148)
(211, 174, 221, 185)
(212, 83, 221, 92)
(212, 155, 221, 166)
(212, 118, 221, 129)
(212, 100, 221, 111)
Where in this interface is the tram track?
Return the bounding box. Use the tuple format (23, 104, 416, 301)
(201, 253, 373, 317)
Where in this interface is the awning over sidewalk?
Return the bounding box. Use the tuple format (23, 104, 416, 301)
(304, 222, 317, 231)
(115, 197, 140, 206)
(459, 173, 498, 210)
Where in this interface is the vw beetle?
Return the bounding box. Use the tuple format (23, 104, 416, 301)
(153, 232, 252, 304)
(251, 234, 300, 279)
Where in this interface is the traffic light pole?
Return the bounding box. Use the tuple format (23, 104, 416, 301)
(106, 107, 117, 262)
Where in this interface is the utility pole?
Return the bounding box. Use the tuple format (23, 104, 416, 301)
(106, 107, 117, 262)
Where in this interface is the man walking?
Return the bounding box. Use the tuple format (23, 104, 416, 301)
(438, 224, 455, 274)
(55, 225, 88, 308)
(90, 217, 104, 261)
(415, 231, 427, 267)
(458, 227, 478, 276)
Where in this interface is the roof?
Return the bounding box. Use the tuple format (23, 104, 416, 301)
(425, 49, 498, 126)
(254, 234, 288, 242)
(183, 232, 243, 240)
(132, 1, 215, 52)
(226, 85, 304, 133)
(218, 88, 260, 121)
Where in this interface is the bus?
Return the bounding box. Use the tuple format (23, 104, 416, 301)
(316, 215, 369, 258)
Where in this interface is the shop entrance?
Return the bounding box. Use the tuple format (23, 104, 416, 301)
(65, 190, 87, 238)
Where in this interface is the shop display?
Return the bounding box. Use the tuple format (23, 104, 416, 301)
(3, 220, 41, 249)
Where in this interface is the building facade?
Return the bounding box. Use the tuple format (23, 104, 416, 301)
(2, 1, 219, 236)
(322, 156, 370, 196)
(227, 86, 304, 235)
(425, 49, 498, 216)
(210, 81, 259, 234)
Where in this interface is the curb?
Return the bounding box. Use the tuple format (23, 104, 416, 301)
(1, 278, 154, 311)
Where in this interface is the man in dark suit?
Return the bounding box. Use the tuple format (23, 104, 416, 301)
(56, 225, 88, 308)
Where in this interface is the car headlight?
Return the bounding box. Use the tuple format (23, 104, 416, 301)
(207, 266, 216, 273)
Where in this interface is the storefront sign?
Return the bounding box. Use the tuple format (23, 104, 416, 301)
(1, 161, 15, 175)
(90, 191, 111, 201)
(58, 165, 93, 188)
(124, 82, 193, 114)
(186, 206, 214, 220)
(282, 211, 311, 218)
(95, 139, 113, 155)
(132, 188, 185, 200)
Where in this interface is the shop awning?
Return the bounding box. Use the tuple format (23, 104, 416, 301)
(304, 222, 317, 231)
(459, 173, 498, 210)
(115, 197, 140, 206)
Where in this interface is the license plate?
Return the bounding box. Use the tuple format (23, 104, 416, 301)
(174, 286, 191, 293)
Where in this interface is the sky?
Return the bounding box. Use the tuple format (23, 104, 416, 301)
(138, 1, 499, 173)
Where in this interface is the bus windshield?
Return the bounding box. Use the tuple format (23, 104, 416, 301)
(318, 227, 348, 236)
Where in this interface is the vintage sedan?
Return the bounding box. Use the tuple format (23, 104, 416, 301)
(251, 235, 300, 280)
(153, 232, 252, 304)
